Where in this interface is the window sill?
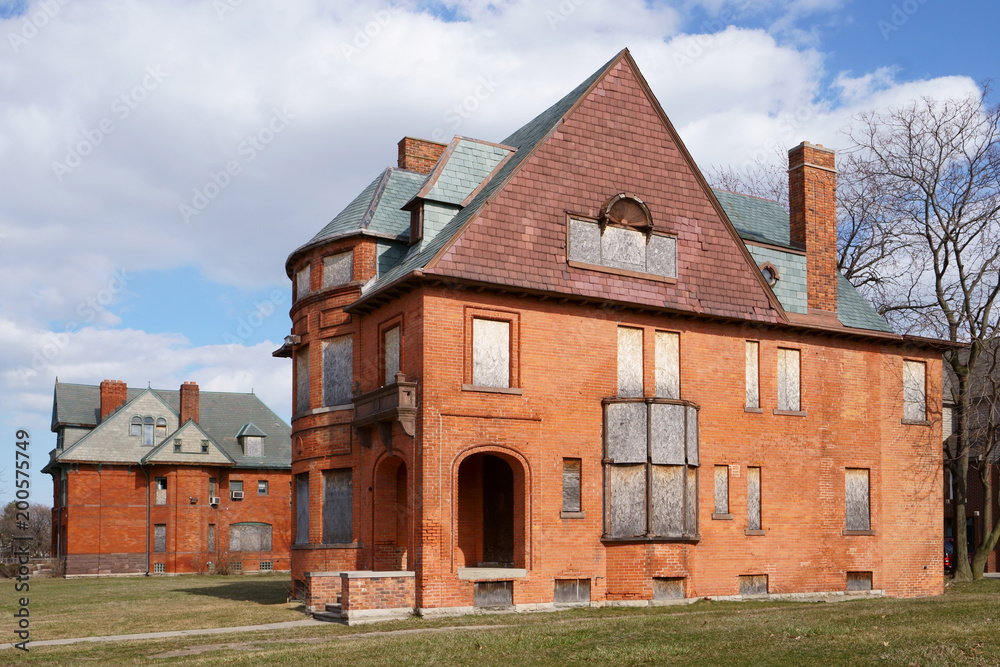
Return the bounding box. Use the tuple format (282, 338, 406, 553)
(772, 409, 807, 417)
(901, 419, 931, 426)
(745, 529, 766, 536)
(842, 530, 875, 536)
(461, 384, 523, 395)
(292, 542, 363, 550)
(743, 407, 763, 414)
(560, 511, 586, 519)
(711, 513, 733, 521)
(293, 404, 353, 419)
(567, 259, 677, 284)
(601, 535, 700, 544)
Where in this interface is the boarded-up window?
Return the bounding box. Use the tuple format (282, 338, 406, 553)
(845, 468, 871, 531)
(777, 348, 800, 411)
(604, 401, 699, 539)
(472, 318, 510, 388)
(714, 465, 729, 515)
(745, 341, 759, 408)
(322, 251, 353, 289)
(243, 436, 262, 457)
(903, 360, 926, 421)
(295, 345, 310, 414)
(384, 325, 401, 385)
(208, 524, 216, 553)
(323, 335, 353, 407)
(295, 263, 311, 299)
(209, 477, 216, 497)
(154, 524, 166, 552)
(617, 327, 643, 397)
(655, 331, 680, 399)
(554, 579, 590, 604)
(155, 477, 167, 505)
(739, 574, 768, 596)
(323, 468, 353, 544)
(943, 406, 954, 442)
(567, 218, 677, 279)
(295, 473, 309, 544)
(747, 467, 761, 531)
(653, 577, 685, 600)
(155, 417, 167, 437)
(847, 571, 873, 592)
(474, 580, 513, 608)
(562, 458, 582, 513)
(229, 523, 272, 551)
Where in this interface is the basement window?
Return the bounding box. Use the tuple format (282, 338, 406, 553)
(153, 562, 165, 573)
(259, 560, 273, 572)
(554, 579, 590, 605)
(652, 577, 685, 600)
(739, 574, 768, 597)
(847, 571, 873, 592)
(474, 580, 513, 608)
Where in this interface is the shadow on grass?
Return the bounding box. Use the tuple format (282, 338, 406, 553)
(179, 579, 292, 605)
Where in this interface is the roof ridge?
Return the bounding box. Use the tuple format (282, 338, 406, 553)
(713, 188, 786, 207)
(359, 167, 394, 230)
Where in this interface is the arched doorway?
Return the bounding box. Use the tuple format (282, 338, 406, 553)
(373, 456, 410, 570)
(456, 452, 526, 568)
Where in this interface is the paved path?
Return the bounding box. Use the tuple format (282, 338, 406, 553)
(0, 619, 327, 650)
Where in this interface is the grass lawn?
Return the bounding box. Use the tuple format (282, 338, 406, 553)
(3, 576, 1000, 665)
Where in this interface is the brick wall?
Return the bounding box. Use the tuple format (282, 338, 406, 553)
(788, 142, 838, 313)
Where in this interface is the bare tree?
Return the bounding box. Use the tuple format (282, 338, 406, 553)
(968, 343, 1000, 575)
(0, 502, 52, 560)
(708, 152, 788, 208)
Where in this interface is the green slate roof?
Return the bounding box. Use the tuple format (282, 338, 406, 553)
(236, 422, 267, 438)
(714, 189, 894, 333)
(50, 383, 291, 468)
(308, 167, 425, 244)
(420, 138, 512, 206)
(713, 189, 795, 249)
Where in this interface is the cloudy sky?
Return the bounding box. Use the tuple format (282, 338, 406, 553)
(0, 0, 996, 503)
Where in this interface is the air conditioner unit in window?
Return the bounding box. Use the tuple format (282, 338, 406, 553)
(209, 496, 221, 505)
(231, 490, 244, 500)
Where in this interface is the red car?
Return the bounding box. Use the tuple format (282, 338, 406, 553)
(944, 538, 954, 569)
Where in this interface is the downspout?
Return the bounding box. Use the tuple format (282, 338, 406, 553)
(141, 464, 150, 575)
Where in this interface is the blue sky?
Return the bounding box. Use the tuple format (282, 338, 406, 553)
(0, 0, 994, 503)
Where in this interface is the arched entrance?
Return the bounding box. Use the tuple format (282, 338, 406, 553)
(456, 452, 526, 568)
(373, 456, 410, 570)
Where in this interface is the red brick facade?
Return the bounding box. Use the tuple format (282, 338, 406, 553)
(284, 52, 947, 617)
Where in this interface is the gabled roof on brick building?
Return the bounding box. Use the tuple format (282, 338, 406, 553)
(141, 420, 236, 466)
(49, 382, 290, 469)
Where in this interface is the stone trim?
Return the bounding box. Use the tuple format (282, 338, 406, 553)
(461, 384, 524, 395)
(772, 409, 808, 417)
(457, 567, 528, 580)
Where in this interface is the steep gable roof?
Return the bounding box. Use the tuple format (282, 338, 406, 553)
(142, 420, 235, 465)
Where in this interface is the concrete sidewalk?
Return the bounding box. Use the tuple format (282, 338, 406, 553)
(0, 618, 327, 650)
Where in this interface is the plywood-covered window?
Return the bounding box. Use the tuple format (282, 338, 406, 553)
(322, 335, 353, 407)
(845, 468, 871, 532)
(603, 400, 699, 539)
(617, 327, 643, 398)
(295, 263, 311, 300)
(295, 473, 309, 545)
(777, 348, 801, 411)
(322, 251, 353, 289)
(243, 436, 262, 457)
(383, 325, 401, 385)
(472, 318, 510, 388)
(562, 458, 582, 514)
(655, 331, 680, 399)
(745, 341, 759, 409)
(714, 465, 729, 515)
(903, 360, 927, 422)
(155, 417, 167, 437)
(208, 524, 216, 553)
(323, 468, 353, 544)
(153, 524, 166, 553)
(229, 523, 272, 551)
(747, 467, 761, 531)
(295, 344, 310, 414)
(155, 477, 167, 505)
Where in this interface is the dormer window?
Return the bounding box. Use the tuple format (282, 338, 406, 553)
(173, 439, 182, 453)
(130, 416, 142, 437)
(236, 423, 267, 457)
(155, 417, 167, 437)
(759, 262, 779, 287)
(143, 417, 155, 445)
(567, 193, 676, 281)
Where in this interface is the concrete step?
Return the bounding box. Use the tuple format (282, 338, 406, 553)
(312, 611, 342, 623)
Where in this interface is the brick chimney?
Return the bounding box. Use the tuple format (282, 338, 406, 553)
(179, 381, 199, 425)
(99, 380, 127, 422)
(397, 137, 446, 174)
(788, 142, 838, 313)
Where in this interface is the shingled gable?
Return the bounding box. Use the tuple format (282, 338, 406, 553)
(141, 420, 235, 466)
(57, 388, 178, 464)
(357, 49, 785, 323)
